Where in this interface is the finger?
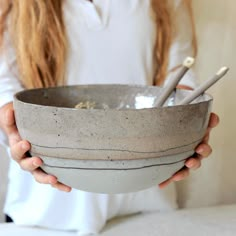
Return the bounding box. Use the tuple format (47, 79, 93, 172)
(208, 113, 220, 128)
(172, 167, 190, 181)
(202, 133, 210, 144)
(195, 143, 212, 159)
(8, 131, 22, 147)
(185, 157, 201, 170)
(158, 178, 173, 189)
(201, 113, 219, 145)
(51, 182, 72, 192)
(10, 140, 31, 161)
(20, 156, 43, 171)
(32, 168, 58, 185)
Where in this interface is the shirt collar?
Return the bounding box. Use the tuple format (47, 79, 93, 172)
(77, 0, 110, 30)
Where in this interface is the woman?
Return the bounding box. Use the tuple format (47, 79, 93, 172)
(0, 0, 218, 235)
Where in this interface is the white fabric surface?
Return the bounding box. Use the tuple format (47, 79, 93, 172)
(1, 205, 236, 236)
(0, 0, 196, 234)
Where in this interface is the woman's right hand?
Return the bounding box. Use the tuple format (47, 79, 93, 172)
(0, 102, 72, 192)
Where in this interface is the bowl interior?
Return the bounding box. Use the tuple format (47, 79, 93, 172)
(15, 84, 212, 110)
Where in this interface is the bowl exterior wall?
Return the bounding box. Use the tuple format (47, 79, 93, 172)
(13, 85, 212, 193)
(14, 99, 212, 161)
(41, 160, 186, 193)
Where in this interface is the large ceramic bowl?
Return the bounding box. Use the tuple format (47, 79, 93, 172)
(14, 84, 212, 193)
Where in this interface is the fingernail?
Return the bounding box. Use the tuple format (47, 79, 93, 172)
(186, 161, 195, 168)
(21, 143, 28, 150)
(64, 187, 72, 192)
(33, 161, 39, 167)
(196, 147, 203, 153)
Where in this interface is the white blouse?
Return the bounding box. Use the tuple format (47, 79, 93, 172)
(0, 0, 197, 235)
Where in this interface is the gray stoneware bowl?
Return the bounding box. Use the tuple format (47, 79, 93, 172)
(13, 84, 212, 193)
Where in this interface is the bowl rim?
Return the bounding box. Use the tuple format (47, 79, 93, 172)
(13, 84, 213, 111)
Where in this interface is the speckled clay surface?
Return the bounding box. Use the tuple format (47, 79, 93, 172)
(13, 84, 213, 193)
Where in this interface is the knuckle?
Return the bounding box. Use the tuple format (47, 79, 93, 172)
(20, 159, 34, 172)
(10, 143, 21, 158)
(193, 160, 201, 170)
(35, 177, 44, 184)
(33, 170, 50, 185)
(203, 145, 212, 157)
(32, 171, 43, 184)
(202, 143, 209, 149)
(51, 183, 58, 189)
(19, 163, 27, 171)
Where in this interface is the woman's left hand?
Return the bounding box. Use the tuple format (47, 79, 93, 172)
(159, 112, 220, 189)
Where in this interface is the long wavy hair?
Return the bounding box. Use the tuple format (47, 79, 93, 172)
(0, 0, 197, 89)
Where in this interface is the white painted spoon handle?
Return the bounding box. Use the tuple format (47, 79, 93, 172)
(155, 57, 195, 107)
(178, 67, 229, 105)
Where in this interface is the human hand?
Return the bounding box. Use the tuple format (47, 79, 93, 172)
(0, 102, 72, 192)
(159, 112, 220, 189)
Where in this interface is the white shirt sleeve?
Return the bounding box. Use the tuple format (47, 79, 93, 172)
(165, 0, 198, 89)
(0, 32, 24, 108)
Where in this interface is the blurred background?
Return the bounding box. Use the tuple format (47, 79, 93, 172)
(0, 0, 236, 222)
(177, 0, 236, 207)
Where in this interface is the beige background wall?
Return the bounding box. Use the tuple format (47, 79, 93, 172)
(177, 0, 236, 207)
